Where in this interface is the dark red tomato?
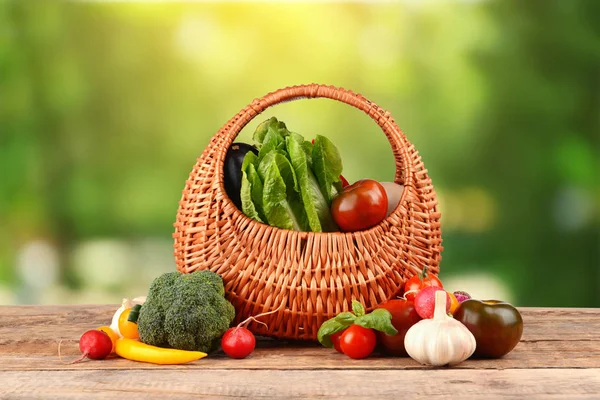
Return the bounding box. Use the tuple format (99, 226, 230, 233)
(340, 325, 376, 359)
(376, 299, 422, 357)
(330, 330, 345, 353)
(403, 266, 443, 301)
(331, 179, 388, 232)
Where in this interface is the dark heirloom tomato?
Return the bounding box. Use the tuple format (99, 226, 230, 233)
(376, 299, 422, 356)
(331, 179, 388, 232)
(454, 299, 523, 358)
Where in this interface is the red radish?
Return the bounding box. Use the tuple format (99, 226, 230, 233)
(221, 326, 256, 359)
(59, 330, 113, 364)
(415, 286, 451, 319)
(221, 306, 282, 359)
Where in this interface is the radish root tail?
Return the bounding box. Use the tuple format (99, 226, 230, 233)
(238, 303, 285, 330)
(57, 339, 87, 365)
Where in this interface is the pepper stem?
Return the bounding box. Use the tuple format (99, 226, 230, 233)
(433, 290, 448, 320)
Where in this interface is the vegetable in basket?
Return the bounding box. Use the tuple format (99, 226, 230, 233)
(239, 117, 343, 232)
(137, 270, 235, 353)
(224, 143, 258, 209)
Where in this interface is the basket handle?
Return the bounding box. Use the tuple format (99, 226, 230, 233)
(216, 83, 413, 185)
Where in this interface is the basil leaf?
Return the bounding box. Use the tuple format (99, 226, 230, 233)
(354, 308, 398, 336)
(334, 311, 356, 325)
(317, 318, 348, 348)
(352, 300, 366, 317)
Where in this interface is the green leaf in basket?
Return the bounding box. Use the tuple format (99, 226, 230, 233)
(312, 134, 343, 203)
(287, 133, 338, 232)
(354, 308, 398, 336)
(258, 150, 308, 231)
(241, 152, 266, 222)
(241, 168, 264, 223)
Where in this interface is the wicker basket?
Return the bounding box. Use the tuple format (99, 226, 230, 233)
(173, 84, 442, 341)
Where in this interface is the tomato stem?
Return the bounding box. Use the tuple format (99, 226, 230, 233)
(418, 266, 429, 282)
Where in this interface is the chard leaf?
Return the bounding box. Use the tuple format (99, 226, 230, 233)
(260, 156, 308, 231)
(312, 135, 343, 204)
(287, 133, 339, 232)
(253, 117, 289, 147)
(240, 169, 264, 223)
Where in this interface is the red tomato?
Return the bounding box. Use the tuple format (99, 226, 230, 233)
(330, 330, 345, 353)
(376, 299, 422, 357)
(340, 325, 376, 359)
(331, 179, 388, 232)
(403, 266, 443, 301)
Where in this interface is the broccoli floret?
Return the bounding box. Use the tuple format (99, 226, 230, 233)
(138, 270, 235, 353)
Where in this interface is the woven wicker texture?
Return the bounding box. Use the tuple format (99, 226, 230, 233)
(173, 84, 442, 340)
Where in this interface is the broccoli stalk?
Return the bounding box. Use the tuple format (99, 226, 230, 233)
(137, 270, 235, 353)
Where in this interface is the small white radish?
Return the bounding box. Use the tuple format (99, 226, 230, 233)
(380, 182, 405, 217)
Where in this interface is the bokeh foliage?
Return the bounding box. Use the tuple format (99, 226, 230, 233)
(1, 0, 598, 306)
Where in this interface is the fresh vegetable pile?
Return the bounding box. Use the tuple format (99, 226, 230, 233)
(224, 117, 405, 233)
(317, 270, 523, 366)
(62, 118, 522, 368)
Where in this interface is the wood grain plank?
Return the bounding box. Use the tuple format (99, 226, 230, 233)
(1, 306, 599, 344)
(2, 369, 599, 399)
(1, 339, 599, 371)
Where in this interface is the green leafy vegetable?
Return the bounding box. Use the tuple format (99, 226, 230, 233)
(287, 133, 338, 232)
(240, 152, 266, 222)
(313, 135, 343, 202)
(240, 117, 343, 232)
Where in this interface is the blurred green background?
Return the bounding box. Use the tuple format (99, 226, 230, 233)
(1, 0, 598, 307)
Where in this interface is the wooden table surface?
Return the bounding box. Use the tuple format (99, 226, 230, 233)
(1, 305, 599, 399)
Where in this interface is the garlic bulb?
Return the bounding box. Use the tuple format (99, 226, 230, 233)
(110, 297, 146, 337)
(404, 290, 476, 366)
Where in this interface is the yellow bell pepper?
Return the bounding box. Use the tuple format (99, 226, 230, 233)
(115, 338, 207, 365)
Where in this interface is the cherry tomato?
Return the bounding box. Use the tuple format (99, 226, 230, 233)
(331, 330, 345, 353)
(118, 308, 140, 340)
(221, 326, 256, 359)
(340, 325, 376, 359)
(403, 266, 443, 301)
(331, 179, 388, 232)
(376, 299, 422, 356)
